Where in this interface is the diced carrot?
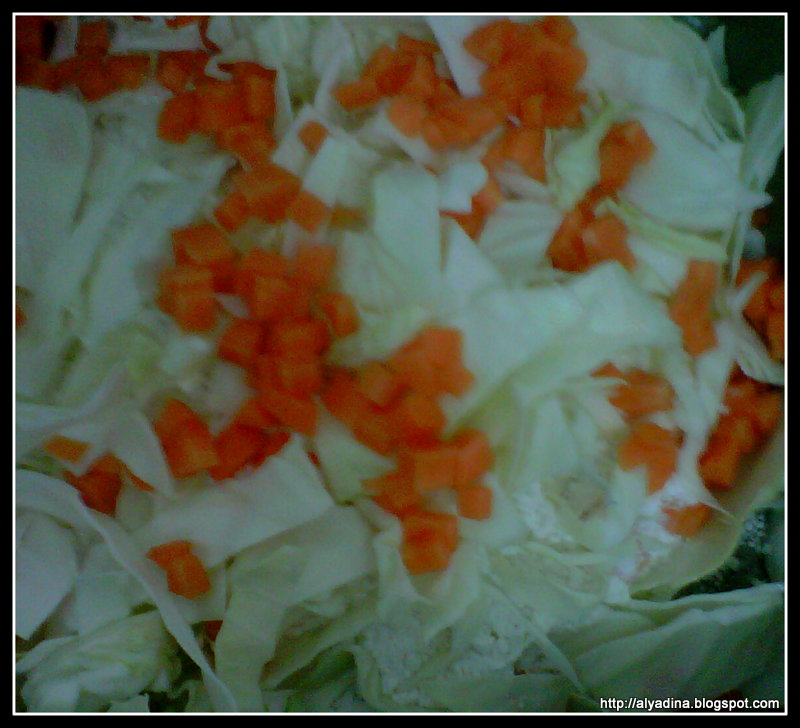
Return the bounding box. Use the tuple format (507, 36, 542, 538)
(592, 362, 624, 379)
(463, 19, 515, 66)
(388, 392, 446, 445)
(751, 389, 783, 437)
(157, 91, 198, 143)
(147, 540, 194, 569)
(434, 97, 502, 146)
(194, 80, 248, 133)
(699, 437, 742, 491)
(164, 552, 212, 599)
(257, 384, 318, 436)
(172, 223, 235, 267)
(547, 203, 592, 272)
(457, 483, 493, 520)
(608, 368, 674, 419)
(76, 20, 110, 56)
(266, 318, 331, 357)
(519, 93, 546, 127)
(156, 53, 191, 93)
(479, 57, 544, 117)
(317, 291, 360, 339)
(217, 122, 276, 167)
(162, 419, 220, 479)
(209, 424, 268, 480)
(16, 58, 59, 91)
(298, 120, 329, 155)
(397, 54, 438, 101)
(768, 278, 784, 310)
(396, 33, 440, 57)
(501, 126, 546, 182)
(372, 51, 417, 97)
(735, 257, 779, 289)
(766, 308, 784, 362)
(472, 174, 505, 217)
(235, 247, 289, 296)
(217, 319, 263, 369)
(412, 326, 474, 396)
(451, 429, 493, 490)
(241, 73, 275, 120)
(420, 115, 450, 149)
(404, 508, 460, 552)
(291, 243, 337, 290)
(443, 208, 486, 241)
(273, 354, 324, 397)
(214, 191, 251, 233)
(106, 55, 150, 90)
(714, 413, 758, 454)
(668, 260, 719, 357)
(387, 96, 429, 137)
(44, 435, 90, 463)
(663, 503, 711, 538)
(356, 361, 405, 408)
(333, 77, 382, 110)
(244, 275, 294, 322)
(598, 120, 656, 193)
(366, 470, 421, 518)
(287, 189, 331, 234)
(388, 344, 439, 398)
(539, 42, 587, 94)
(398, 443, 458, 493)
(580, 213, 636, 271)
(543, 90, 587, 128)
(401, 536, 452, 574)
(15, 16, 48, 60)
(73, 56, 118, 101)
(65, 469, 122, 515)
(618, 422, 680, 493)
(154, 399, 199, 443)
(350, 406, 396, 455)
(362, 44, 400, 81)
(251, 430, 291, 467)
(231, 396, 279, 430)
(321, 369, 370, 430)
(235, 163, 302, 223)
(157, 265, 217, 332)
(540, 16, 578, 45)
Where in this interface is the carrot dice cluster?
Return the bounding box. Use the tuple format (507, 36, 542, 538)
(147, 540, 211, 599)
(154, 240, 359, 483)
(735, 257, 784, 362)
(335, 33, 502, 153)
(699, 367, 783, 493)
(63, 451, 154, 516)
(465, 16, 587, 126)
(16, 17, 151, 99)
(322, 326, 494, 575)
(547, 119, 653, 273)
(593, 363, 675, 421)
(668, 259, 720, 358)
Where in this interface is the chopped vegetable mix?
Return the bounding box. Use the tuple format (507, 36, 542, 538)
(14, 13, 784, 714)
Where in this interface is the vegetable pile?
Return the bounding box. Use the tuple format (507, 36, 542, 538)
(15, 14, 784, 713)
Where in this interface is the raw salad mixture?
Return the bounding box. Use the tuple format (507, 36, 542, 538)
(15, 14, 785, 713)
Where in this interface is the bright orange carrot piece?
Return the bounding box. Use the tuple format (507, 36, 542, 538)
(663, 503, 712, 537)
(457, 483, 493, 520)
(298, 120, 329, 155)
(668, 260, 719, 357)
